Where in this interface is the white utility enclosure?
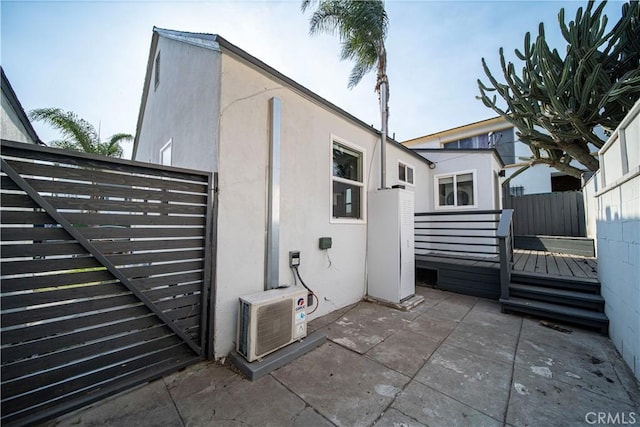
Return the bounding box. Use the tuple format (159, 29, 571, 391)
(367, 188, 415, 303)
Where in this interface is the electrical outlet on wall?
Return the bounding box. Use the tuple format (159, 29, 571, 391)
(289, 251, 300, 267)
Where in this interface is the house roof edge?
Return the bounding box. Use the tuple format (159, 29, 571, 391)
(1, 67, 43, 145)
(133, 27, 434, 168)
(411, 147, 505, 168)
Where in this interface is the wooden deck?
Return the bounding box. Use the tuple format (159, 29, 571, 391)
(415, 249, 598, 300)
(512, 249, 598, 279)
(416, 249, 597, 279)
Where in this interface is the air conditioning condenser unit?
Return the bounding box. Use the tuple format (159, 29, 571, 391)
(236, 287, 308, 362)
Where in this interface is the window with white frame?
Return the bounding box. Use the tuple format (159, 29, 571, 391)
(436, 171, 476, 208)
(332, 141, 364, 219)
(398, 162, 414, 185)
(160, 139, 172, 166)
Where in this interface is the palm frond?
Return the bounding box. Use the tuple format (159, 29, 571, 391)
(108, 133, 133, 145)
(29, 108, 99, 153)
(30, 108, 131, 158)
(49, 140, 85, 153)
(302, 0, 388, 91)
(348, 57, 375, 88)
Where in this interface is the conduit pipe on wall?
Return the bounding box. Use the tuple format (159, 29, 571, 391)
(265, 97, 281, 290)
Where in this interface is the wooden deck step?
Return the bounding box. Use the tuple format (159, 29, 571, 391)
(509, 283, 605, 311)
(511, 271, 600, 293)
(500, 297, 608, 334)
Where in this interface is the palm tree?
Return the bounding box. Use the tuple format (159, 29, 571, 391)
(302, 0, 390, 187)
(29, 108, 132, 158)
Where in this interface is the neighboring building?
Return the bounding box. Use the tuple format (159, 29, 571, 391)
(134, 28, 447, 358)
(403, 116, 582, 196)
(1, 67, 42, 145)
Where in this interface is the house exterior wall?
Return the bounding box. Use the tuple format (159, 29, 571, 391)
(413, 150, 502, 211)
(585, 101, 640, 380)
(386, 143, 431, 212)
(504, 164, 553, 195)
(503, 138, 554, 195)
(1, 87, 38, 144)
(213, 52, 432, 357)
(134, 31, 435, 359)
(135, 37, 220, 172)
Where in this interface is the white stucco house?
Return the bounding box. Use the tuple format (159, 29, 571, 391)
(133, 28, 434, 358)
(403, 116, 584, 196)
(132, 28, 509, 359)
(1, 67, 42, 145)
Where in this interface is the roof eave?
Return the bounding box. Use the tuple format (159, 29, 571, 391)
(411, 147, 505, 168)
(1, 67, 44, 145)
(133, 28, 435, 168)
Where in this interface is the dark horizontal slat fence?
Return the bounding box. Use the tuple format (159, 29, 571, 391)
(504, 191, 586, 237)
(415, 210, 502, 259)
(0, 140, 216, 426)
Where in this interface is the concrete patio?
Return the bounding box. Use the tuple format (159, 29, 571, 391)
(45, 286, 639, 427)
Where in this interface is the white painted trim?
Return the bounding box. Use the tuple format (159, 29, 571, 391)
(330, 135, 367, 224)
(160, 138, 172, 166)
(600, 99, 640, 155)
(433, 169, 478, 210)
(595, 165, 640, 197)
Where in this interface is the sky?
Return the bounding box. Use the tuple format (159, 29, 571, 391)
(1, 0, 625, 159)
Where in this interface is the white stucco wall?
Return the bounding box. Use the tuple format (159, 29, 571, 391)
(413, 150, 502, 211)
(588, 102, 640, 380)
(583, 172, 599, 240)
(135, 36, 220, 172)
(1, 94, 37, 144)
(386, 143, 431, 212)
(135, 32, 435, 359)
(213, 52, 433, 357)
(504, 163, 554, 195)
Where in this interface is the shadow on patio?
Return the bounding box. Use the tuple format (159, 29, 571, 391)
(46, 286, 640, 427)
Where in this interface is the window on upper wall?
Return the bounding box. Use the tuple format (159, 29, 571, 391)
(154, 52, 161, 90)
(443, 133, 492, 150)
(436, 171, 476, 208)
(398, 162, 415, 186)
(332, 141, 364, 220)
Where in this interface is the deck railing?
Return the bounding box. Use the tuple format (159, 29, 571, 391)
(415, 210, 503, 259)
(415, 209, 515, 298)
(496, 209, 514, 300)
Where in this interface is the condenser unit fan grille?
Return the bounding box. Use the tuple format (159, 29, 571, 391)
(256, 300, 293, 356)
